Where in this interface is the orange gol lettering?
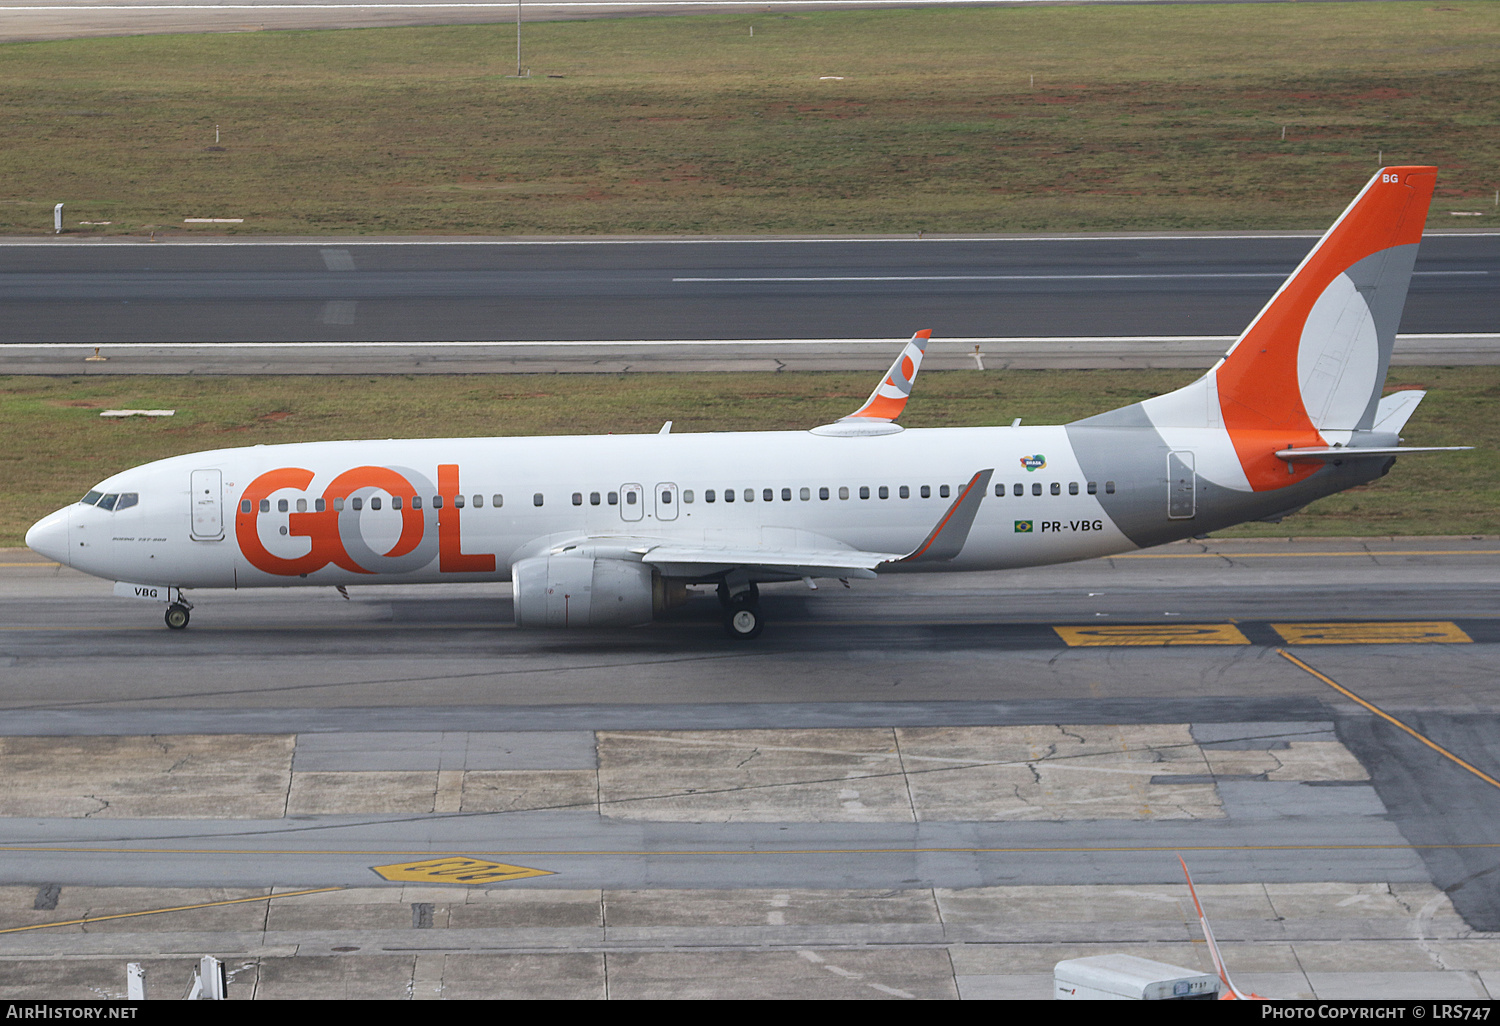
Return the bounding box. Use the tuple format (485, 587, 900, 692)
(237, 464, 493, 577)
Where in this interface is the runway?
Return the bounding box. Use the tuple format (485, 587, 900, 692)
(2, 233, 1495, 347)
(3, 537, 1499, 996)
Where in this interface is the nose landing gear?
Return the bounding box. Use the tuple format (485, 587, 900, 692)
(164, 589, 194, 630)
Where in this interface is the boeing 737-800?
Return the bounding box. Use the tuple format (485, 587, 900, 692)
(25, 167, 1465, 638)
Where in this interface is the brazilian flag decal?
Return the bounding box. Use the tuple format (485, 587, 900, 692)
(1014, 520, 1033, 533)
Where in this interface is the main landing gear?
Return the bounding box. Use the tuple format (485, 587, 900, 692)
(164, 590, 193, 630)
(717, 581, 763, 640)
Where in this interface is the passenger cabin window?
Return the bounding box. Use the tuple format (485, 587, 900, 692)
(878, 486, 889, 499)
(683, 490, 694, 503)
(724, 489, 735, 503)
(899, 486, 909, 499)
(607, 492, 618, 505)
(1050, 483, 1060, 496)
(1105, 481, 1116, 494)
(705, 490, 716, 503)
(412, 496, 422, 510)
(453, 495, 464, 508)
(940, 485, 951, 499)
(473, 495, 483, 508)
(241, 500, 252, 514)
(1032, 483, 1042, 497)
(625, 491, 637, 505)
(371, 497, 382, 510)
(591, 492, 601, 506)
(1087, 482, 1098, 495)
(391, 496, 402, 510)
(780, 488, 791, 502)
(1069, 482, 1079, 495)
(661, 491, 673, 505)
(493, 494, 504, 508)
(333, 498, 345, 512)
(432, 495, 443, 508)
(572, 493, 583, 506)
(994, 484, 1003, 497)
(352, 497, 363, 511)
(278, 499, 289, 513)
(922, 485, 932, 499)
(819, 487, 829, 500)
(839, 487, 849, 500)
(534, 493, 544, 507)
(1013, 484, 1023, 497)
(745, 489, 755, 502)
(800, 487, 810, 501)
(763, 489, 774, 502)
(316, 498, 326, 512)
(859, 486, 870, 500)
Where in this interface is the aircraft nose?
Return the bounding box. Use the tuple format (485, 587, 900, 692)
(25, 507, 72, 565)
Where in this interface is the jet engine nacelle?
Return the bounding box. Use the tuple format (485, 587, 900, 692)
(512, 555, 674, 628)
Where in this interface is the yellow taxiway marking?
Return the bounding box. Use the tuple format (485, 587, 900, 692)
(1114, 550, 1500, 559)
(0, 842, 1486, 858)
(0, 885, 344, 936)
(372, 856, 553, 885)
(1279, 649, 1500, 791)
(0, 562, 59, 568)
(1055, 624, 1250, 646)
(1274, 621, 1472, 645)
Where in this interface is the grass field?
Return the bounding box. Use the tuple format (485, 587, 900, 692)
(2, 4, 1498, 235)
(2, 368, 1493, 545)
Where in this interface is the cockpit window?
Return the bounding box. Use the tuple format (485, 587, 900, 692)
(81, 491, 138, 512)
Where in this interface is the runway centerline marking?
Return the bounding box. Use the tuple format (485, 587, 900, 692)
(0, 885, 344, 935)
(1278, 649, 1500, 791)
(1055, 624, 1250, 646)
(1274, 622, 1472, 645)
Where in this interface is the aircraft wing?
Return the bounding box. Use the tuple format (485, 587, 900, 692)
(638, 469, 994, 579)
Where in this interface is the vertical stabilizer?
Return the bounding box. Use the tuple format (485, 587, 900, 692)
(1214, 166, 1435, 488)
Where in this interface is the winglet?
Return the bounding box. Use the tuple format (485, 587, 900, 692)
(846, 330, 931, 422)
(1179, 856, 1261, 1001)
(811, 331, 932, 437)
(893, 469, 993, 564)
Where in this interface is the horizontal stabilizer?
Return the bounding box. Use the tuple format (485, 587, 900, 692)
(1275, 444, 1471, 462)
(1372, 389, 1427, 434)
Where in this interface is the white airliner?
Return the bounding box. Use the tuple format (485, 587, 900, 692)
(26, 166, 1465, 638)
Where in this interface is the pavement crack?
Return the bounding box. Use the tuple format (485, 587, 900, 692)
(734, 748, 762, 769)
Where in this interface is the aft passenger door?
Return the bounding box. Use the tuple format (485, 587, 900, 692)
(190, 469, 224, 541)
(619, 483, 644, 522)
(1167, 451, 1196, 520)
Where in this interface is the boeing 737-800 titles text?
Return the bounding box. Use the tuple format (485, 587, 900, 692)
(26, 167, 1466, 638)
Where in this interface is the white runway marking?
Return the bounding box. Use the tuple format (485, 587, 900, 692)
(675, 272, 1486, 283)
(6, 333, 1494, 350)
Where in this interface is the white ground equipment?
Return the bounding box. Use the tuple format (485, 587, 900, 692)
(1053, 953, 1219, 1000)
